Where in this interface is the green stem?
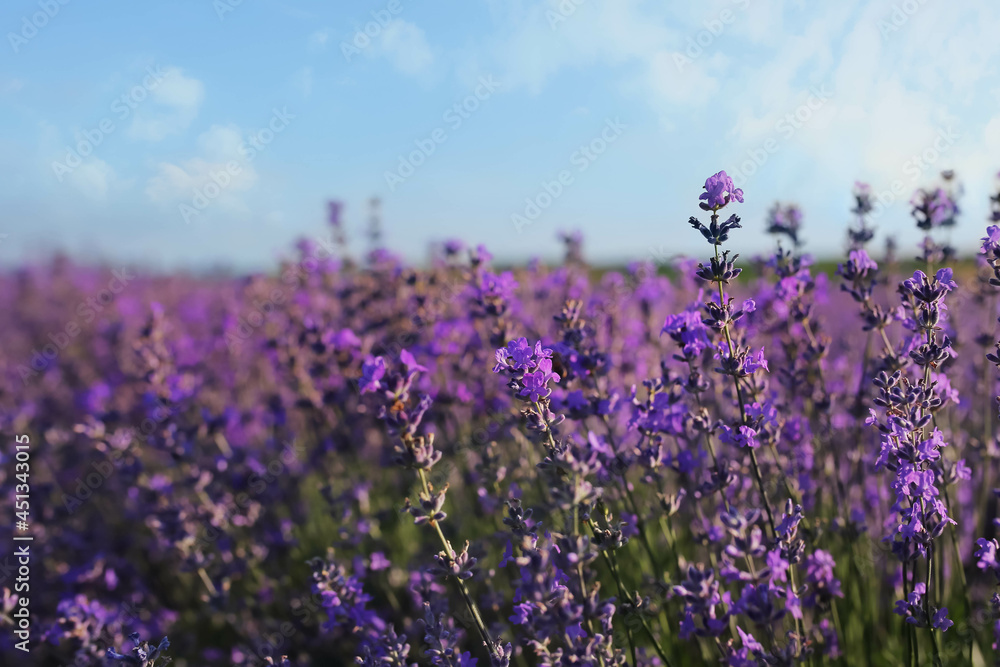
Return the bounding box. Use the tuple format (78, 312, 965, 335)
(713, 240, 778, 538)
(591, 521, 675, 667)
(601, 415, 661, 574)
(417, 469, 497, 657)
(682, 358, 733, 515)
(941, 487, 969, 614)
(572, 482, 605, 667)
(903, 555, 912, 667)
(787, 564, 805, 656)
(535, 402, 606, 667)
(925, 540, 941, 666)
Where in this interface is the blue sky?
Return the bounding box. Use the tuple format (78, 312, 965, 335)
(2, 0, 999, 270)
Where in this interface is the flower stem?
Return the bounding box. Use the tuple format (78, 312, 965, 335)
(601, 415, 661, 573)
(925, 542, 942, 666)
(416, 468, 497, 658)
(593, 525, 675, 667)
(713, 240, 778, 539)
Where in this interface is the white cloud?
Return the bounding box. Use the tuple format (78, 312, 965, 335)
(647, 50, 723, 108)
(706, 1, 995, 188)
(376, 20, 434, 76)
(128, 67, 205, 141)
(145, 124, 257, 207)
(197, 124, 245, 161)
(308, 28, 330, 53)
(685, 0, 1000, 253)
(481, 0, 675, 94)
(68, 158, 116, 200)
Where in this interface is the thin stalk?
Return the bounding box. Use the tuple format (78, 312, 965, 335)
(830, 598, 847, 665)
(597, 537, 676, 667)
(787, 564, 805, 657)
(417, 468, 497, 657)
(941, 486, 969, 616)
(981, 290, 997, 538)
(712, 240, 778, 538)
(767, 442, 800, 505)
(623, 621, 639, 667)
(903, 555, 912, 667)
(572, 482, 605, 663)
(682, 358, 732, 514)
(595, 545, 638, 666)
(197, 567, 218, 596)
(601, 415, 661, 572)
(535, 402, 605, 666)
(925, 541, 942, 666)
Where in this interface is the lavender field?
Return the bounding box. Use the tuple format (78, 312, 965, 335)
(7, 2, 1000, 664)
(3, 170, 1000, 666)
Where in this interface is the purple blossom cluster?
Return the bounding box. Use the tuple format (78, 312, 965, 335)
(3, 171, 1000, 667)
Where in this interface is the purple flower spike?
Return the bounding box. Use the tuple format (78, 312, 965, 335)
(700, 170, 744, 210)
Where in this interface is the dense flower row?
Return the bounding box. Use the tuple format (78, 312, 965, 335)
(1, 169, 999, 666)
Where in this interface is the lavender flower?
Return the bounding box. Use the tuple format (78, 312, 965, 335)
(105, 634, 171, 666)
(699, 170, 745, 211)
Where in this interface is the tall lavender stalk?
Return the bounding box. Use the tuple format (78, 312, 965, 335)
(866, 267, 959, 665)
(687, 171, 779, 537)
(361, 350, 509, 665)
(977, 216, 1000, 659)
